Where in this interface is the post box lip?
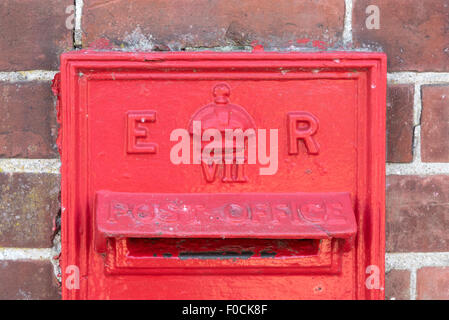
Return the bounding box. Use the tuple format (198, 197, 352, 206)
(94, 190, 357, 253)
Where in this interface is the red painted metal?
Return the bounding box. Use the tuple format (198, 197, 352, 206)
(55, 50, 386, 300)
(95, 191, 357, 253)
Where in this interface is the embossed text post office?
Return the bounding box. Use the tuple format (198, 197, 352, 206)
(53, 51, 386, 299)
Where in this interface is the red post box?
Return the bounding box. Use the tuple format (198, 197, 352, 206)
(54, 51, 386, 300)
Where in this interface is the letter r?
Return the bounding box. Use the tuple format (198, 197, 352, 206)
(287, 111, 320, 155)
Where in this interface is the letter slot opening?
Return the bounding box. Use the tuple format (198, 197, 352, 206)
(105, 237, 347, 275)
(125, 238, 320, 259)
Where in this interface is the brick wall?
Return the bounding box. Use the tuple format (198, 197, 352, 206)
(0, 0, 448, 300)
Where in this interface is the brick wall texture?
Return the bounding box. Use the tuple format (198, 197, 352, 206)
(0, 0, 448, 299)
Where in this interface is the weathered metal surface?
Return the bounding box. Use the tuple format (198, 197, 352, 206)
(56, 51, 386, 300)
(95, 191, 357, 253)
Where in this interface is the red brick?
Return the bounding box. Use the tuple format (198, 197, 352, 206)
(0, 0, 73, 71)
(0, 260, 60, 300)
(0, 173, 60, 248)
(353, 0, 449, 71)
(417, 267, 449, 300)
(386, 84, 414, 163)
(82, 0, 345, 50)
(386, 175, 449, 252)
(385, 269, 410, 300)
(421, 85, 449, 162)
(0, 82, 58, 158)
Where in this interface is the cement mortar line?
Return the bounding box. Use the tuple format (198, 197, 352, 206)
(1, 158, 448, 176)
(74, 0, 84, 47)
(410, 268, 417, 300)
(1, 250, 447, 268)
(0, 71, 58, 82)
(0, 159, 61, 174)
(386, 252, 449, 271)
(412, 124, 421, 163)
(386, 162, 449, 175)
(387, 72, 449, 84)
(412, 87, 422, 163)
(0, 71, 447, 84)
(0, 248, 53, 260)
(343, 0, 353, 45)
(413, 83, 422, 128)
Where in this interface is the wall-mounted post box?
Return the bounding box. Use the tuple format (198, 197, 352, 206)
(54, 51, 386, 300)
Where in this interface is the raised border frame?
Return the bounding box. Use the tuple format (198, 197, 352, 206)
(58, 51, 386, 300)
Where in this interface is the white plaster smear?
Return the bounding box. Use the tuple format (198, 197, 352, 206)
(0, 71, 57, 82)
(343, 0, 353, 45)
(0, 159, 60, 174)
(0, 248, 53, 260)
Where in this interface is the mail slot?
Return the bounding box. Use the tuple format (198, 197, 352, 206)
(54, 51, 386, 300)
